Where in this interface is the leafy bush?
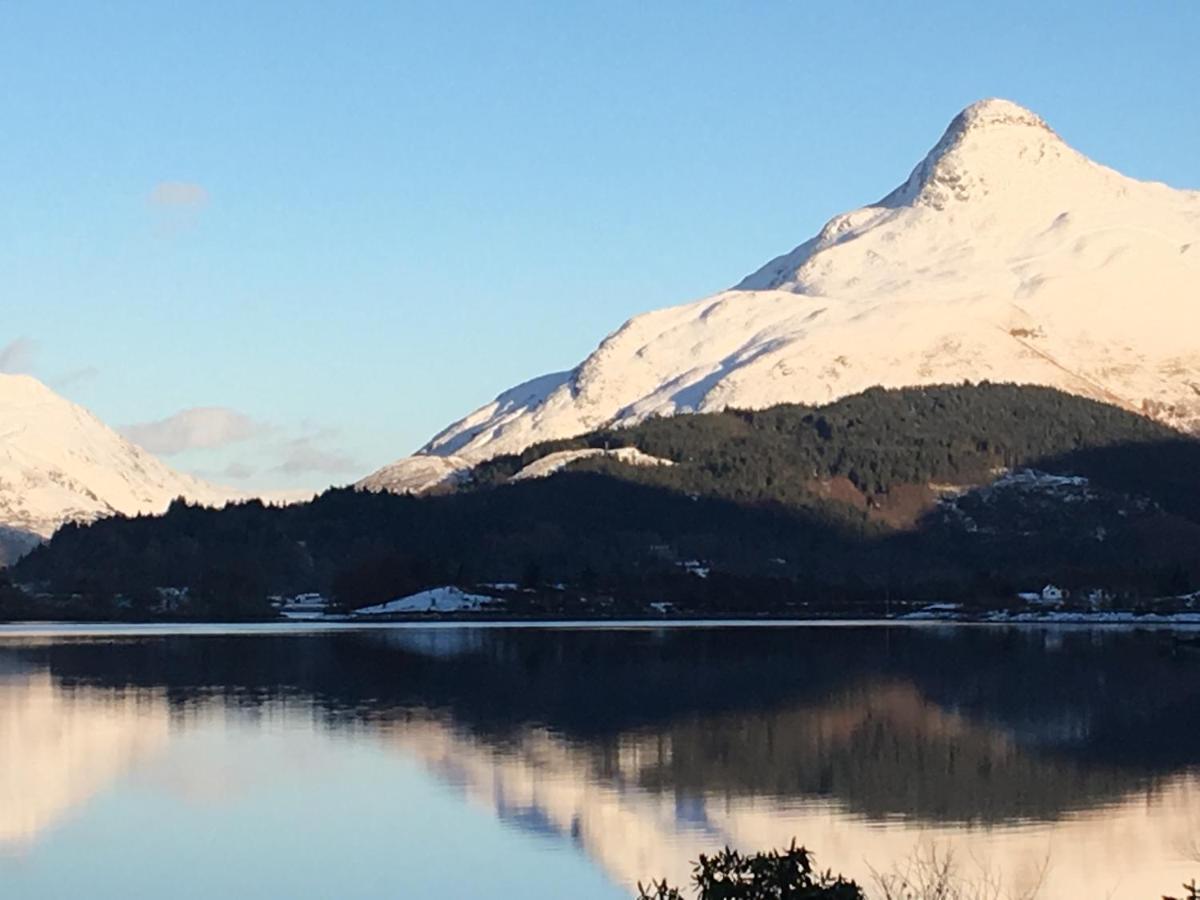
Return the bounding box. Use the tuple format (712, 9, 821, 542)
(636, 841, 864, 900)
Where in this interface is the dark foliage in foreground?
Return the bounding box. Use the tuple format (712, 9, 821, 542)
(8, 383, 1200, 619)
(634, 840, 1200, 899)
(0, 572, 26, 618)
(1165, 882, 1200, 900)
(637, 842, 863, 900)
(634, 840, 1198, 899)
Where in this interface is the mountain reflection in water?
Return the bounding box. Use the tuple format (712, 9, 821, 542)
(1, 624, 1198, 898)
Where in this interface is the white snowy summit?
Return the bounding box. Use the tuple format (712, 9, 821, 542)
(362, 98, 1200, 492)
(0, 374, 235, 558)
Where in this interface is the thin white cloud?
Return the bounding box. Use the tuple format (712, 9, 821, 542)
(0, 338, 36, 374)
(121, 407, 270, 455)
(148, 181, 209, 208)
(273, 437, 361, 477)
(52, 366, 101, 389)
(219, 461, 257, 480)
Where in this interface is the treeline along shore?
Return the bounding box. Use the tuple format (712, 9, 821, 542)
(6, 383, 1200, 621)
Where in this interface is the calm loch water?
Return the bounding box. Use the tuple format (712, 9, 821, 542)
(1, 623, 1198, 898)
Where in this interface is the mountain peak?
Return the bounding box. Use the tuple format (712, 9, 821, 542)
(0, 375, 237, 556)
(880, 98, 1073, 211)
(0, 372, 60, 404)
(947, 98, 1053, 137)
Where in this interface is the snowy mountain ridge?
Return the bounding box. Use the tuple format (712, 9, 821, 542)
(0, 373, 236, 558)
(360, 98, 1200, 493)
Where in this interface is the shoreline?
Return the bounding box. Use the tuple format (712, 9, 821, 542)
(4, 612, 1200, 635)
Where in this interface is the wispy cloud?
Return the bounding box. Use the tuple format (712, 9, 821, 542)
(123, 406, 360, 488)
(121, 407, 271, 455)
(0, 338, 36, 374)
(272, 436, 361, 477)
(218, 461, 257, 481)
(52, 366, 101, 389)
(148, 181, 209, 209)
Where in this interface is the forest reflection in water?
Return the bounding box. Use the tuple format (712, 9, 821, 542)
(1, 623, 1198, 898)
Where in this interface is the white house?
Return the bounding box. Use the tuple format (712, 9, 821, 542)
(1040, 584, 1065, 604)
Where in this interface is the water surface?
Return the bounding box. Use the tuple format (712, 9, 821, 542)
(1, 623, 1198, 898)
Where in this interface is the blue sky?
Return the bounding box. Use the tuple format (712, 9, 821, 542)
(1, 1, 1196, 490)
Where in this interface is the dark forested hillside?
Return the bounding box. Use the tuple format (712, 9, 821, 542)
(473, 382, 1179, 499)
(10, 383, 1200, 619)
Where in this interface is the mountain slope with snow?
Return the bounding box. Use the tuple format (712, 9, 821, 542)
(362, 98, 1200, 492)
(0, 374, 235, 557)
(356, 452, 471, 495)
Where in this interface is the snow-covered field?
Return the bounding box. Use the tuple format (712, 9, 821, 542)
(364, 98, 1200, 493)
(352, 586, 499, 616)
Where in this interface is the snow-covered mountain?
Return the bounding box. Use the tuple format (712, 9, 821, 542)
(361, 98, 1200, 493)
(0, 373, 235, 559)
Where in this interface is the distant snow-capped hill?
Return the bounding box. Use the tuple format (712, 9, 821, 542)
(0, 373, 236, 559)
(361, 98, 1200, 493)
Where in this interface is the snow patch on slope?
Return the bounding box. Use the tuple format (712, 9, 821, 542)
(355, 454, 470, 495)
(511, 447, 675, 481)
